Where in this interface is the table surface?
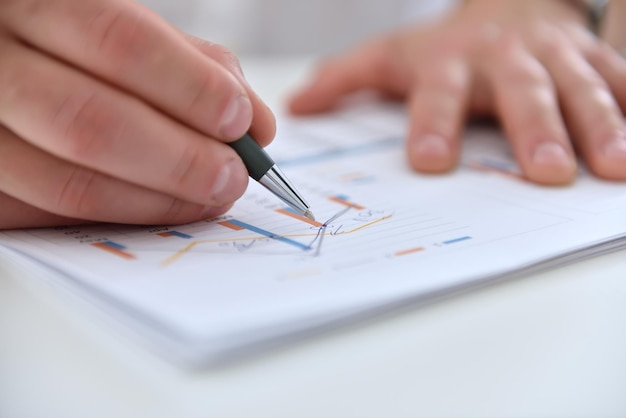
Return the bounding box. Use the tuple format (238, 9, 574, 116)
(1, 57, 626, 418)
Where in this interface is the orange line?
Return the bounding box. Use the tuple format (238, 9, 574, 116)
(160, 241, 199, 267)
(469, 162, 524, 181)
(92, 243, 136, 260)
(276, 208, 323, 227)
(339, 172, 365, 182)
(218, 221, 245, 231)
(160, 214, 394, 267)
(328, 196, 365, 210)
(394, 247, 425, 257)
(157, 232, 171, 237)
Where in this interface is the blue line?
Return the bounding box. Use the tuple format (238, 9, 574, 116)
(479, 158, 514, 171)
(228, 219, 311, 251)
(103, 241, 127, 250)
(443, 236, 472, 245)
(276, 137, 402, 167)
(169, 231, 193, 239)
(351, 176, 375, 184)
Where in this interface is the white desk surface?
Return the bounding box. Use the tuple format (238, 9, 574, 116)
(1, 57, 626, 418)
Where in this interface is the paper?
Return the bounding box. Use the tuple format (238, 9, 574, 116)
(2, 101, 626, 366)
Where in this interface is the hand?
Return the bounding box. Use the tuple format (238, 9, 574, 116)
(0, 0, 275, 229)
(289, 0, 626, 185)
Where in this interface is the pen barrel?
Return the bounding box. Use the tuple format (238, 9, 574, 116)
(228, 134, 275, 181)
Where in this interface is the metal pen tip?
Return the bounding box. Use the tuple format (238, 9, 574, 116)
(304, 210, 315, 221)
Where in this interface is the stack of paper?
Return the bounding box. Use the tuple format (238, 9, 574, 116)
(2, 102, 625, 367)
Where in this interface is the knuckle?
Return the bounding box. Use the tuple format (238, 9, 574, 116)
(189, 37, 246, 78)
(170, 141, 206, 194)
(501, 58, 550, 88)
(161, 197, 187, 222)
(481, 27, 519, 54)
(0, 42, 25, 113)
(86, 6, 149, 71)
(215, 45, 242, 71)
(184, 71, 229, 120)
(55, 166, 97, 217)
(585, 42, 611, 68)
(481, 31, 541, 81)
(530, 86, 558, 110)
(509, 90, 559, 130)
(427, 66, 468, 98)
(1, 0, 42, 24)
(585, 88, 619, 116)
(0, 68, 19, 114)
(189, 36, 230, 59)
(52, 91, 125, 162)
(573, 74, 610, 99)
(535, 39, 563, 63)
(532, 22, 567, 54)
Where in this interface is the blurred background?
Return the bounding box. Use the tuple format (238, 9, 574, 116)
(135, 0, 458, 56)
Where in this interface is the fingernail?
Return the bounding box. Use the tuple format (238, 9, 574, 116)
(603, 136, 626, 161)
(219, 95, 252, 139)
(412, 134, 450, 159)
(532, 142, 572, 168)
(211, 158, 248, 204)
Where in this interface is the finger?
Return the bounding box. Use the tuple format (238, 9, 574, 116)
(487, 36, 577, 185)
(406, 57, 470, 173)
(0, 125, 232, 226)
(183, 34, 276, 146)
(586, 42, 626, 114)
(0, 192, 82, 230)
(542, 38, 626, 180)
(0, 39, 248, 207)
(2, 0, 253, 141)
(287, 37, 407, 114)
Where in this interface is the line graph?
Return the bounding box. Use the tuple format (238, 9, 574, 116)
(219, 219, 312, 251)
(159, 196, 393, 266)
(71, 185, 393, 266)
(74, 170, 555, 275)
(20, 110, 577, 286)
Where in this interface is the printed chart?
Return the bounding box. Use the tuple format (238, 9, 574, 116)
(2, 101, 625, 366)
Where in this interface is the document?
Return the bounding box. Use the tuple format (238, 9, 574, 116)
(2, 101, 626, 367)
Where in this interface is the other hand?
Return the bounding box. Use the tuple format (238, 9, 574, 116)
(289, 0, 626, 185)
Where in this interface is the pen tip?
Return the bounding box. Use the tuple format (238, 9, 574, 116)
(304, 210, 315, 221)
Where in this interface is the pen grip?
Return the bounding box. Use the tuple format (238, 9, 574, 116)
(228, 133, 274, 181)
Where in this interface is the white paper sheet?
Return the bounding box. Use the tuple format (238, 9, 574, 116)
(2, 101, 626, 366)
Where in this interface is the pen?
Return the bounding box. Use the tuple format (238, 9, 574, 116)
(228, 133, 315, 221)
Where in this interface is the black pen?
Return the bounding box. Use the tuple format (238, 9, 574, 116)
(228, 133, 315, 221)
